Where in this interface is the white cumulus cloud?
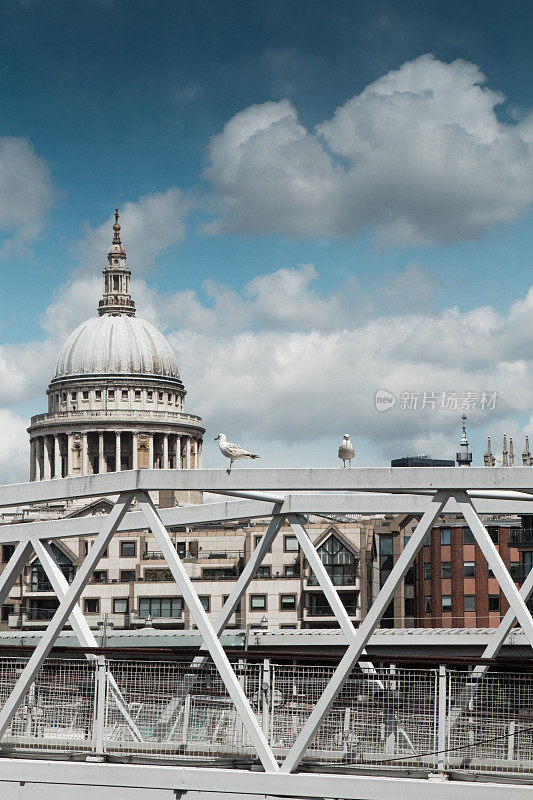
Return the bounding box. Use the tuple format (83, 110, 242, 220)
(204, 54, 533, 245)
(76, 188, 192, 274)
(0, 137, 55, 257)
(0, 409, 29, 485)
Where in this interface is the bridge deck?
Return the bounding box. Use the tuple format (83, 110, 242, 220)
(0, 653, 532, 782)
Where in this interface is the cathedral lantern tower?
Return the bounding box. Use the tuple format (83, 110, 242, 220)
(28, 212, 205, 491)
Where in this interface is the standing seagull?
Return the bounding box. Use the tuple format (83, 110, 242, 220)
(215, 434, 260, 474)
(338, 434, 355, 468)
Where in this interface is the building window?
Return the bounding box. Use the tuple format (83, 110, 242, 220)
(488, 528, 499, 544)
(464, 595, 476, 612)
(441, 562, 452, 579)
(510, 562, 521, 581)
(284, 535, 299, 552)
(71, 391, 77, 400)
(95, 390, 102, 400)
(84, 598, 99, 614)
(256, 565, 271, 578)
(121, 390, 128, 400)
(489, 595, 500, 611)
(308, 592, 357, 616)
(61, 392, 67, 401)
(139, 597, 183, 618)
(108, 389, 115, 399)
(463, 561, 475, 578)
(254, 534, 271, 552)
(202, 567, 238, 579)
(424, 595, 432, 613)
(308, 533, 358, 586)
(380, 536, 394, 555)
(250, 594, 267, 610)
(134, 390, 141, 400)
(120, 541, 136, 557)
(280, 594, 296, 610)
(284, 564, 299, 577)
(147, 390, 153, 401)
(463, 528, 475, 545)
(92, 570, 107, 583)
(113, 598, 129, 613)
(158, 392, 164, 401)
(308, 593, 332, 616)
(84, 541, 107, 557)
(441, 595, 452, 612)
(199, 596, 210, 612)
(424, 531, 431, 546)
(424, 562, 431, 580)
(31, 543, 74, 591)
(2, 544, 15, 562)
(175, 541, 186, 558)
(82, 391, 89, 400)
(120, 570, 135, 582)
(440, 528, 451, 546)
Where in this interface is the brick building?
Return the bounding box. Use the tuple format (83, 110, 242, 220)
(414, 517, 522, 627)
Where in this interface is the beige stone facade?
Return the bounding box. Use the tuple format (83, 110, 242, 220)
(1, 512, 374, 632)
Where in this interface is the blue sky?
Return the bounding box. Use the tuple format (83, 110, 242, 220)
(1, 0, 533, 480)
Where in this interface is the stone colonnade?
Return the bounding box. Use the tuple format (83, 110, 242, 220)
(30, 431, 202, 481)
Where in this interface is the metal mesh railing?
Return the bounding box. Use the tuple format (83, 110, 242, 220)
(1, 655, 533, 777)
(0, 656, 96, 752)
(447, 670, 533, 773)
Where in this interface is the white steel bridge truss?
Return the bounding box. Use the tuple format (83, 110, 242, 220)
(0, 467, 533, 798)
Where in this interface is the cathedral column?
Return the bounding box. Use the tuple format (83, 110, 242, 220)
(30, 439, 36, 482)
(163, 434, 169, 469)
(132, 432, 138, 469)
(115, 431, 121, 472)
(198, 440, 202, 468)
(67, 433, 73, 476)
(81, 432, 89, 475)
(43, 436, 52, 480)
(148, 434, 154, 468)
(185, 437, 191, 469)
(37, 437, 44, 481)
(191, 439, 198, 469)
(54, 435, 62, 478)
(98, 432, 106, 474)
(175, 435, 181, 469)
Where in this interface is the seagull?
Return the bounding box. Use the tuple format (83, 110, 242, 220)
(215, 433, 260, 474)
(338, 433, 355, 468)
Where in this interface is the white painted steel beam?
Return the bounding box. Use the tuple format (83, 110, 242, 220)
(474, 563, 533, 672)
(136, 492, 279, 773)
(0, 759, 531, 799)
(1, 494, 531, 546)
(3, 466, 533, 507)
(280, 491, 450, 773)
(287, 515, 417, 756)
(153, 514, 286, 739)
(0, 541, 33, 605)
(0, 492, 134, 739)
(455, 491, 533, 650)
(32, 538, 143, 742)
(213, 513, 285, 636)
